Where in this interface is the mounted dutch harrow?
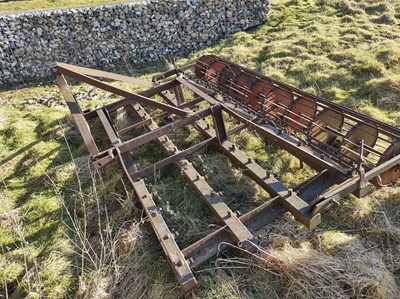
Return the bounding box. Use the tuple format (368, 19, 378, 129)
(51, 54, 400, 293)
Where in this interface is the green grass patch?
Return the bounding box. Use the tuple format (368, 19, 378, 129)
(1, 0, 400, 298)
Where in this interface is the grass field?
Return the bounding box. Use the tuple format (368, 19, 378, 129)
(0, 0, 127, 14)
(1, 0, 400, 298)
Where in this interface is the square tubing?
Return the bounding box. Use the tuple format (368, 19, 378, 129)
(130, 137, 216, 181)
(83, 79, 181, 121)
(54, 74, 99, 156)
(54, 63, 189, 117)
(115, 108, 211, 154)
(129, 102, 258, 250)
(210, 105, 228, 144)
(95, 105, 197, 293)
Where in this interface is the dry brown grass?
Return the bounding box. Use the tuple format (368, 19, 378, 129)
(2, 0, 400, 297)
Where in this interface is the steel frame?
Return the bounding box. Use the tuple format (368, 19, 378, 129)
(50, 58, 400, 293)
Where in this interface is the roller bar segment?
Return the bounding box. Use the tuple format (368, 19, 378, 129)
(194, 55, 400, 179)
(195, 55, 400, 139)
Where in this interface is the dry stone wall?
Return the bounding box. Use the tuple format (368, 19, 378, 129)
(0, 0, 270, 87)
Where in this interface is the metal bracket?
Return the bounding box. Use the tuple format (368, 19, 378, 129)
(210, 104, 228, 144)
(92, 149, 115, 170)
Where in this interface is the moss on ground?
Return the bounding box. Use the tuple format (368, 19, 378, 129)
(1, 0, 400, 298)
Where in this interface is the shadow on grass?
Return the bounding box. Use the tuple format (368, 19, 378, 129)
(0, 115, 83, 297)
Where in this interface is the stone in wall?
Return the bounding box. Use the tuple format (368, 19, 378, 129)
(0, 0, 270, 87)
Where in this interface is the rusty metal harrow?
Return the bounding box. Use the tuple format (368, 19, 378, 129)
(50, 55, 400, 293)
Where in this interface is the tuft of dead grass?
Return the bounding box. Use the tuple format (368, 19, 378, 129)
(365, 76, 400, 110)
(232, 231, 400, 299)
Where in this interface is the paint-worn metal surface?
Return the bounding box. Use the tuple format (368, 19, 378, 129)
(51, 55, 400, 293)
(195, 55, 400, 185)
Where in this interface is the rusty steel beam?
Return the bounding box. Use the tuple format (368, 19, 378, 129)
(152, 63, 193, 82)
(177, 76, 349, 179)
(129, 137, 216, 181)
(52, 55, 400, 294)
(115, 108, 210, 154)
(53, 63, 189, 117)
(159, 91, 179, 106)
(311, 153, 400, 216)
(173, 85, 185, 106)
(83, 79, 182, 120)
(55, 74, 99, 155)
(118, 112, 168, 136)
(118, 97, 206, 136)
(130, 102, 258, 250)
(53, 62, 155, 88)
(117, 149, 197, 293)
(97, 105, 197, 293)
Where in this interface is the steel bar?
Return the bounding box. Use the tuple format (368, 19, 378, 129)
(118, 97, 206, 136)
(97, 108, 120, 146)
(115, 108, 211, 154)
(83, 79, 182, 120)
(129, 102, 258, 249)
(95, 105, 197, 293)
(152, 64, 194, 82)
(117, 149, 197, 293)
(118, 112, 168, 136)
(210, 105, 228, 144)
(53, 62, 155, 87)
(173, 85, 185, 106)
(311, 153, 400, 216)
(130, 137, 216, 181)
(117, 151, 197, 293)
(54, 64, 189, 117)
(53, 56, 400, 294)
(55, 74, 99, 155)
(159, 91, 179, 106)
(153, 68, 183, 82)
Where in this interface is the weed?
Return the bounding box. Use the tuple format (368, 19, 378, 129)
(2, 0, 400, 298)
